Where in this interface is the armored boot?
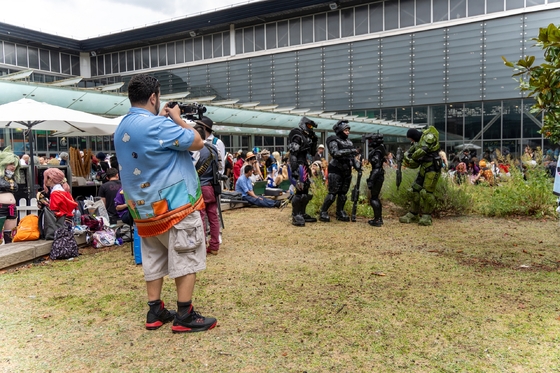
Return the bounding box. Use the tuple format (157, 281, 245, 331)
(319, 194, 336, 222)
(399, 212, 419, 224)
(301, 194, 317, 222)
(335, 195, 350, 222)
(368, 199, 383, 227)
(291, 195, 306, 227)
(418, 214, 433, 226)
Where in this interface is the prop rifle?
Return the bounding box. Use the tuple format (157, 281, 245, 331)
(351, 153, 363, 222)
(396, 146, 404, 190)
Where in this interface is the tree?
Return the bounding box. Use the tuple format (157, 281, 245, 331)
(503, 23, 560, 145)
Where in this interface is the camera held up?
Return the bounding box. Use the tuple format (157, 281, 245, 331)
(167, 101, 207, 121)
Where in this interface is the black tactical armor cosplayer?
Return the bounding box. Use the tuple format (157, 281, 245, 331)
(319, 120, 360, 222)
(365, 133, 386, 227)
(287, 117, 319, 227)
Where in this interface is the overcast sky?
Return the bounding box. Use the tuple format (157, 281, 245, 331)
(2, 0, 260, 40)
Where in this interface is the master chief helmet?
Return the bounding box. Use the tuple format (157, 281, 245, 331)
(298, 116, 318, 132)
(333, 120, 351, 139)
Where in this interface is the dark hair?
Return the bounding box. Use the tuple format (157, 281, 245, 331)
(106, 168, 119, 178)
(244, 164, 253, 174)
(128, 74, 160, 105)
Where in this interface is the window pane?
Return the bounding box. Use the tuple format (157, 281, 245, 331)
(289, 19, 301, 46)
(255, 25, 264, 51)
(51, 52, 60, 73)
(150, 46, 158, 67)
(142, 47, 150, 69)
(297, 17, 311, 45)
(90, 56, 97, 76)
(487, 0, 503, 13)
(104, 54, 111, 75)
(194, 37, 203, 60)
(314, 14, 327, 42)
(203, 35, 213, 59)
(133, 49, 140, 70)
(16, 45, 27, 67)
(167, 43, 175, 65)
(355, 5, 368, 35)
(158, 45, 166, 66)
(433, 0, 448, 22)
(341, 8, 354, 37)
(71, 55, 80, 75)
(370, 3, 383, 32)
(401, 0, 415, 28)
(176, 41, 185, 63)
(111, 52, 118, 73)
(119, 51, 126, 71)
(266, 23, 277, 49)
(327, 11, 340, 39)
(96, 55, 103, 75)
(468, 0, 485, 16)
(278, 21, 289, 47)
(482, 101, 502, 139)
(4, 42, 15, 65)
(506, 0, 524, 10)
(40, 49, 50, 70)
(235, 29, 243, 54)
(213, 34, 223, 57)
(0, 42, 3, 63)
(28, 47, 39, 69)
(416, 0, 431, 24)
(450, 0, 466, 19)
(223, 33, 230, 56)
(185, 39, 194, 62)
(384, 1, 398, 30)
(61, 53, 71, 74)
(526, 0, 545, 5)
(244, 28, 254, 52)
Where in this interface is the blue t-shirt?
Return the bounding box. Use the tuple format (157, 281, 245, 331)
(114, 107, 202, 236)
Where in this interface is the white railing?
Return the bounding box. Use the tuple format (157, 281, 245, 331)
(16, 198, 39, 221)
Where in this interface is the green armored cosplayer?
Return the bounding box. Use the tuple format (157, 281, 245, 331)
(399, 126, 442, 226)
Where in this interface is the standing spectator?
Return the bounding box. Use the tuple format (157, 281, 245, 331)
(0, 147, 20, 244)
(96, 152, 110, 172)
(98, 168, 122, 225)
(115, 73, 216, 333)
(198, 116, 225, 174)
(193, 136, 221, 256)
(313, 144, 325, 163)
(233, 151, 245, 188)
(224, 152, 234, 190)
(43, 168, 77, 228)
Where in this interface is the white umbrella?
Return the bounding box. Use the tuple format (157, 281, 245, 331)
(0, 98, 118, 198)
(454, 143, 482, 151)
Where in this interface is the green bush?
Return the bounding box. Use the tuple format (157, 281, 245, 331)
(306, 162, 556, 219)
(472, 162, 556, 218)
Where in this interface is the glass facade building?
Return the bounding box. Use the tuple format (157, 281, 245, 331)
(1, 0, 560, 156)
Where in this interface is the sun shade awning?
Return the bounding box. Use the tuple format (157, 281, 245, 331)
(0, 79, 419, 137)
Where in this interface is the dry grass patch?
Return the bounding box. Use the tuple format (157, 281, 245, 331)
(1, 208, 560, 372)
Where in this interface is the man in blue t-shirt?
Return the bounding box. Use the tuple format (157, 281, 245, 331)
(235, 165, 281, 208)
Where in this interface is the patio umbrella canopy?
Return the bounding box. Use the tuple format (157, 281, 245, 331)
(0, 98, 118, 199)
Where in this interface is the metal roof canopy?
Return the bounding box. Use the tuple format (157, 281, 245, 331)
(0, 79, 417, 138)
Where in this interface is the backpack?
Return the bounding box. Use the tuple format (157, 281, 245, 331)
(50, 227, 79, 260)
(12, 215, 41, 242)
